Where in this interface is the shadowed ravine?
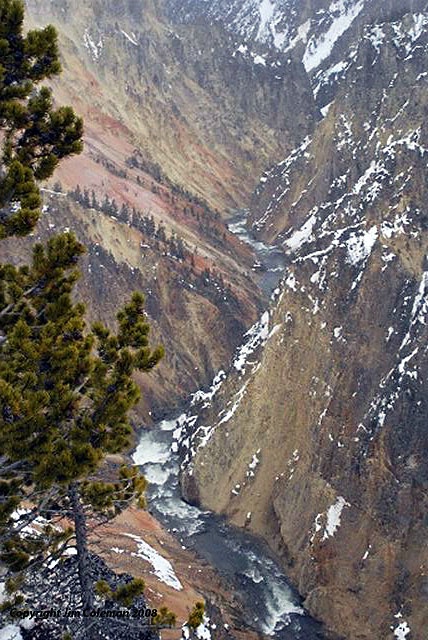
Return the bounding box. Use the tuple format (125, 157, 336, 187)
(133, 213, 326, 639)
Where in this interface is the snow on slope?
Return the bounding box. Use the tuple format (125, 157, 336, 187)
(172, 310, 273, 469)
(0, 626, 23, 640)
(250, 8, 428, 445)
(302, 0, 365, 72)
(168, 0, 369, 73)
(112, 534, 183, 590)
(257, 0, 276, 39)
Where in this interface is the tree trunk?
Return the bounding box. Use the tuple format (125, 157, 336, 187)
(68, 482, 95, 615)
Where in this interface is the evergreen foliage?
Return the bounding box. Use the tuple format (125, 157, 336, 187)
(0, 3, 166, 637)
(187, 601, 204, 630)
(0, 233, 164, 638)
(95, 577, 146, 607)
(152, 606, 176, 629)
(0, 193, 165, 637)
(0, 0, 83, 238)
(0, 232, 163, 568)
(68, 185, 189, 261)
(0, 5, 209, 639)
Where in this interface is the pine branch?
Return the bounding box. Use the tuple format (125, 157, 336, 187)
(0, 459, 24, 475)
(0, 490, 55, 543)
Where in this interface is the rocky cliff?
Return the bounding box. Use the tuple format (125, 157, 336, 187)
(26, 0, 317, 210)
(11, 1, 428, 637)
(15, 0, 318, 417)
(177, 6, 428, 639)
(167, 0, 427, 80)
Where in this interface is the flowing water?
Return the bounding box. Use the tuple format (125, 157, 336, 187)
(227, 212, 287, 296)
(133, 212, 325, 639)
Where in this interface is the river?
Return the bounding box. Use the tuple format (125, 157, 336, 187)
(133, 211, 325, 639)
(227, 211, 287, 297)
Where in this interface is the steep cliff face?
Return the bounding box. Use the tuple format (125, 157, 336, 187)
(26, 0, 317, 211)
(168, 0, 359, 68)
(16, 0, 319, 417)
(167, 0, 427, 76)
(0, 191, 263, 420)
(178, 8, 428, 640)
(250, 7, 428, 241)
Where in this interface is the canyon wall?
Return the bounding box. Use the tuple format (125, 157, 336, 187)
(178, 7, 428, 639)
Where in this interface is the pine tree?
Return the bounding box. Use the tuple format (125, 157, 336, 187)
(156, 224, 166, 243)
(91, 189, 98, 210)
(187, 601, 204, 630)
(83, 187, 91, 208)
(101, 194, 111, 214)
(120, 202, 130, 224)
(152, 606, 176, 630)
(71, 183, 82, 203)
(110, 198, 118, 216)
(0, 0, 83, 238)
(180, 601, 205, 638)
(0, 234, 164, 637)
(0, 3, 167, 637)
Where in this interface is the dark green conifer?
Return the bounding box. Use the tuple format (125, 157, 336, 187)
(187, 601, 205, 630)
(0, 2, 166, 637)
(0, 234, 164, 633)
(91, 189, 98, 210)
(0, 0, 83, 238)
(152, 606, 176, 629)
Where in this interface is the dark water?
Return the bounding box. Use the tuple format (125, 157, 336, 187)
(133, 421, 324, 639)
(227, 211, 287, 296)
(133, 211, 325, 638)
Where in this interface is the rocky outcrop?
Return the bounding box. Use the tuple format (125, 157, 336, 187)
(178, 9, 428, 640)
(250, 9, 428, 241)
(167, 0, 427, 81)
(0, 194, 262, 420)
(26, 0, 317, 211)
(18, 0, 320, 418)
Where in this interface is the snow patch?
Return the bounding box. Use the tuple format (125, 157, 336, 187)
(120, 534, 183, 590)
(195, 615, 213, 640)
(120, 29, 138, 46)
(183, 615, 214, 640)
(303, 0, 365, 72)
(399, 270, 428, 351)
(321, 101, 334, 117)
(218, 381, 249, 426)
(333, 326, 343, 339)
(312, 497, 350, 542)
(285, 213, 317, 250)
(83, 29, 103, 61)
(191, 370, 226, 409)
(257, 0, 275, 39)
(246, 450, 261, 478)
(0, 626, 23, 640)
(281, 19, 311, 52)
(253, 53, 267, 66)
(323, 496, 350, 540)
(394, 621, 411, 640)
(345, 226, 378, 266)
(233, 312, 270, 373)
